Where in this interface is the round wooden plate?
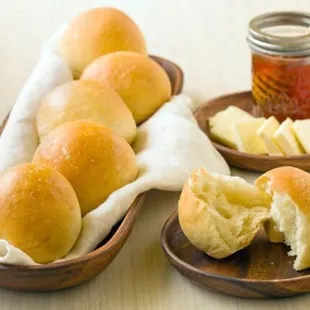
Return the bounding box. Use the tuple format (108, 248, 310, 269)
(161, 210, 310, 298)
(0, 55, 183, 291)
(194, 91, 310, 172)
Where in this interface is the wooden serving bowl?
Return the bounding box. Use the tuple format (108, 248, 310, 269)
(162, 211, 310, 298)
(194, 91, 310, 172)
(0, 55, 183, 291)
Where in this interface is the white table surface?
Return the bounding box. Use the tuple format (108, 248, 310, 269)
(1, 0, 310, 309)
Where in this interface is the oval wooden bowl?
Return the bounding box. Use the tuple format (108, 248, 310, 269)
(162, 211, 310, 298)
(194, 91, 310, 172)
(0, 56, 183, 291)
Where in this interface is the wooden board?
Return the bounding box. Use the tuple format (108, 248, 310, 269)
(161, 211, 310, 298)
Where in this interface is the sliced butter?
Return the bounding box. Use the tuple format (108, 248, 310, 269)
(292, 120, 310, 153)
(233, 118, 267, 154)
(209, 106, 254, 149)
(257, 116, 284, 156)
(272, 118, 304, 156)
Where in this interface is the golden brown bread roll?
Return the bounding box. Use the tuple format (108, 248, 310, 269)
(36, 80, 136, 143)
(33, 121, 137, 216)
(0, 163, 81, 263)
(59, 7, 147, 77)
(255, 166, 310, 270)
(178, 169, 271, 259)
(81, 51, 171, 124)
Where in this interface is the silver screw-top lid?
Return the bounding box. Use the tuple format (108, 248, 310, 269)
(248, 11, 310, 56)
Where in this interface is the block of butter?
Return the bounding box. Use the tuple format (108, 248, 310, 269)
(292, 120, 310, 153)
(273, 118, 304, 156)
(257, 116, 284, 156)
(209, 106, 254, 149)
(233, 118, 267, 154)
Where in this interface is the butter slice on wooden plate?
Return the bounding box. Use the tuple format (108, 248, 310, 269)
(292, 120, 310, 153)
(209, 106, 254, 149)
(233, 118, 267, 154)
(273, 118, 304, 156)
(257, 116, 284, 156)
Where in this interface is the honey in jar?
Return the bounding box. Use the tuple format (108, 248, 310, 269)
(248, 12, 310, 121)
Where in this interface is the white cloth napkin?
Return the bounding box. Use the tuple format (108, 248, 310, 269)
(0, 29, 230, 265)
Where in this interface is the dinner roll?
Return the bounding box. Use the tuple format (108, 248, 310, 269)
(59, 7, 147, 77)
(178, 169, 271, 259)
(33, 121, 137, 216)
(81, 51, 171, 124)
(256, 167, 310, 270)
(0, 163, 81, 264)
(37, 80, 136, 143)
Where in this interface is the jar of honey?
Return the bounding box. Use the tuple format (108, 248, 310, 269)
(247, 12, 310, 121)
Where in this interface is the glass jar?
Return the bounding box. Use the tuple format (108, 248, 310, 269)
(247, 12, 310, 121)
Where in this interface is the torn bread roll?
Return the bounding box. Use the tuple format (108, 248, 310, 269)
(256, 167, 310, 271)
(178, 169, 271, 259)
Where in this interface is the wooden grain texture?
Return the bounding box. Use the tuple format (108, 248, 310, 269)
(151, 55, 184, 96)
(194, 91, 310, 172)
(162, 211, 310, 298)
(0, 56, 183, 291)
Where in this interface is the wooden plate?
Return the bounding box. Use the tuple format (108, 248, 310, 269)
(161, 210, 310, 298)
(0, 55, 183, 291)
(194, 91, 310, 172)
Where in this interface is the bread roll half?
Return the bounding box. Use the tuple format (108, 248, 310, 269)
(180, 166, 310, 270)
(178, 169, 271, 259)
(256, 167, 310, 270)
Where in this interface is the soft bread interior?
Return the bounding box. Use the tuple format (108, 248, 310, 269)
(266, 191, 310, 270)
(256, 171, 310, 271)
(256, 179, 285, 243)
(180, 167, 310, 270)
(179, 169, 271, 259)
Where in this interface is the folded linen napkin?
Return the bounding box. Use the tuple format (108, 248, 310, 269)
(0, 29, 230, 265)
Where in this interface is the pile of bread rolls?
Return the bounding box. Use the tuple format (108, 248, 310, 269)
(179, 166, 310, 271)
(0, 7, 172, 264)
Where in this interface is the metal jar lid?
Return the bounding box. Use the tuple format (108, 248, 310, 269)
(247, 11, 310, 56)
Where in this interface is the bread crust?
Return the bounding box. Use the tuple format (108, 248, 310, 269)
(178, 169, 269, 259)
(256, 166, 310, 270)
(37, 80, 136, 143)
(256, 166, 310, 216)
(81, 51, 171, 124)
(0, 163, 81, 263)
(59, 7, 147, 77)
(33, 121, 137, 216)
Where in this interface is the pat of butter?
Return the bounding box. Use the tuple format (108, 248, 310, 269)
(257, 116, 284, 156)
(233, 118, 267, 154)
(292, 120, 310, 153)
(209, 106, 254, 149)
(272, 118, 304, 156)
